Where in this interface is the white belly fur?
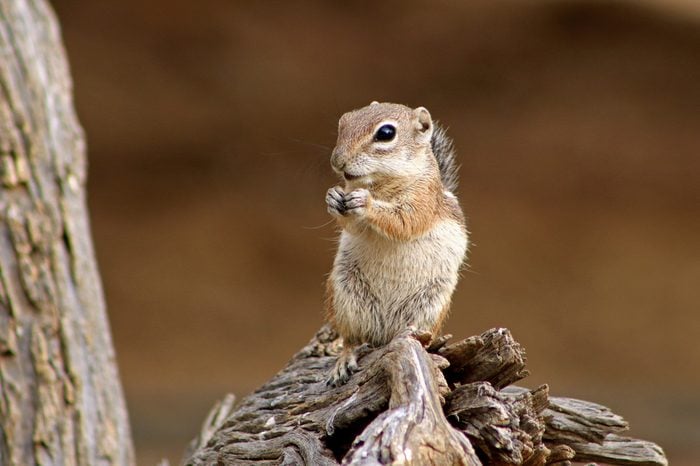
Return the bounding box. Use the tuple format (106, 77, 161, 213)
(332, 219, 468, 345)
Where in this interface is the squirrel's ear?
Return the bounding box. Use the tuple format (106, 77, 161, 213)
(413, 107, 433, 142)
(370, 101, 379, 106)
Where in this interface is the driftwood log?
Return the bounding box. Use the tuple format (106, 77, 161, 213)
(183, 327, 667, 465)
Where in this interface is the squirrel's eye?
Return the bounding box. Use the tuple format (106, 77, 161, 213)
(374, 124, 396, 142)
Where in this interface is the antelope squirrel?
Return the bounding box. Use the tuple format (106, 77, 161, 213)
(325, 101, 468, 385)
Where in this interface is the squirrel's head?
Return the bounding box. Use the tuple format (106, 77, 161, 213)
(331, 102, 435, 186)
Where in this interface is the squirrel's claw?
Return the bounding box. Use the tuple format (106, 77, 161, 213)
(343, 188, 370, 217)
(326, 347, 358, 387)
(326, 186, 346, 216)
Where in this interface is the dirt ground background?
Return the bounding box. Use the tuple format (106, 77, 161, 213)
(49, 0, 699, 464)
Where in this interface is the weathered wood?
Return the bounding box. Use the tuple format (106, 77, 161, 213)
(185, 393, 237, 460)
(185, 327, 479, 465)
(184, 327, 667, 466)
(0, 1, 134, 464)
(543, 393, 629, 444)
(439, 327, 529, 389)
(446, 383, 555, 465)
(566, 434, 668, 466)
(341, 334, 479, 465)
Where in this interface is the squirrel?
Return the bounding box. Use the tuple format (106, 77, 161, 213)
(324, 101, 468, 385)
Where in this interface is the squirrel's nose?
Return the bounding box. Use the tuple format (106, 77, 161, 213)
(330, 149, 345, 172)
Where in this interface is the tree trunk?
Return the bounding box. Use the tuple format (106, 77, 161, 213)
(184, 327, 667, 466)
(0, 1, 134, 464)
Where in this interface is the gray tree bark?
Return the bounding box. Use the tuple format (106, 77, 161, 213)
(184, 327, 668, 466)
(0, 1, 134, 464)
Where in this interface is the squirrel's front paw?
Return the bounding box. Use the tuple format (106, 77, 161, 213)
(326, 186, 346, 216)
(344, 189, 371, 216)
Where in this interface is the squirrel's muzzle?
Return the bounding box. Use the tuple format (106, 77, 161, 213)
(330, 148, 345, 173)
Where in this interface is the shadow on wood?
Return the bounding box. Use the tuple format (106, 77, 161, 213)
(183, 327, 667, 466)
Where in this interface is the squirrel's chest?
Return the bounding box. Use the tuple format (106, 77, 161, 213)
(337, 220, 466, 293)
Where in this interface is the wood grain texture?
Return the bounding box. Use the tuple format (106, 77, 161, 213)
(0, 1, 134, 464)
(184, 327, 667, 465)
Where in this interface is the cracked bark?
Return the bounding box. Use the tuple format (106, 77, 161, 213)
(184, 327, 667, 466)
(0, 1, 134, 464)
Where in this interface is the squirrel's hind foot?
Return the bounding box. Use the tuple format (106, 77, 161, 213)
(326, 346, 358, 387)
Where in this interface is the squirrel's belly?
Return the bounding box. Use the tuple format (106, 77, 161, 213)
(358, 221, 465, 292)
(332, 219, 467, 346)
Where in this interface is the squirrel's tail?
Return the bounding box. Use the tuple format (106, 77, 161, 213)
(431, 123, 460, 193)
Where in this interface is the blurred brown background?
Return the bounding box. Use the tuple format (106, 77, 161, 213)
(50, 0, 699, 464)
